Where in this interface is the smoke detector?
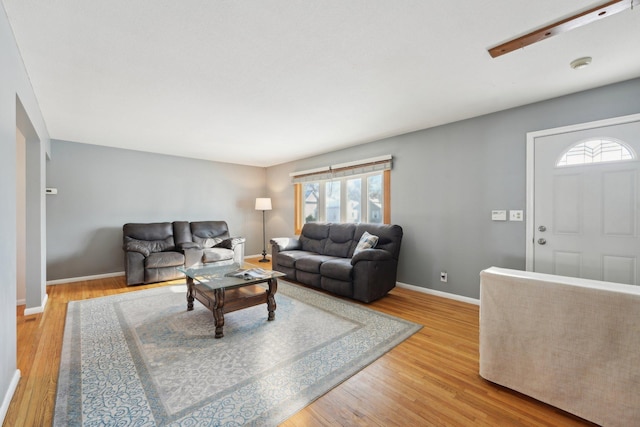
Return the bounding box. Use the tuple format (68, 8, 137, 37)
(570, 57, 592, 70)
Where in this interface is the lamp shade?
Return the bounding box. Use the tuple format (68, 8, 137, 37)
(255, 198, 272, 211)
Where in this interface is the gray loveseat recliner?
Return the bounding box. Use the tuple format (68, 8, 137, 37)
(123, 221, 245, 286)
(173, 220, 245, 268)
(270, 222, 403, 302)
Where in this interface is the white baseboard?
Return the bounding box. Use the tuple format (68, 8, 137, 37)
(16, 298, 25, 306)
(42, 270, 480, 306)
(396, 282, 480, 306)
(47, 271, 125, 285)
(24, 293, 48, 316)
(0, 369, 21, 425)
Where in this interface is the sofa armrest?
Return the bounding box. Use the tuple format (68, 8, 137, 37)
(270, 237, 301, 252)
(183, 247, 205, 267)
(123, 241, 151, 257)
(351, 248, 392, 264)
(351, 252, 398, 302)
(227, 237, 245, 264)
(177, 242, 200, 250)
(124, 251, 146, 285)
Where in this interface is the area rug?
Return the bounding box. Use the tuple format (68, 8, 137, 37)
(54, 281, 421, 426)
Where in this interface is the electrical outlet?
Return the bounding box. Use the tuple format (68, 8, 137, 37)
(509, 210, 523, 221)
(440, 272, 448, 283)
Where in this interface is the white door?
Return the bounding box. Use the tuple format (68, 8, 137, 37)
(528, 115, 640, 285)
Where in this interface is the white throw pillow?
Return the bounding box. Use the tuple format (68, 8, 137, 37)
(353, 231, 379, 255)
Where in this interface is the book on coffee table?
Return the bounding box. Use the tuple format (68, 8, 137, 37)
(225, 267, 271, 280)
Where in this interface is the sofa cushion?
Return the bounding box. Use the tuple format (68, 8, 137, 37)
(172, 221, 193, 247)
(324, 223, 356, 257)
(297, 254, 339, 273)
(299, 223, 330, 253)
(202, 248, 234, 263)
(124, 236, 175, 254)
(190, 221, 230, 239)
(353, 231, 379, 256)
(145, 251, 184, 269)
(277, 250, 318, 268)
(193, 236, 223, 248)
(123, 222, 174, 242)
(320, 258, 353, 281)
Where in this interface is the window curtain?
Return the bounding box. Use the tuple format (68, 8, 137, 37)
(290, 155, 392, 183)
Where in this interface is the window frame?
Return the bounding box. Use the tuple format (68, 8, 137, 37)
(294, 170, 390, 234)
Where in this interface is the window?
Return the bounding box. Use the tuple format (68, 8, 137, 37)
(367, 174, 382, 223)
(292, 156, 392, 234)
(346, 178, 361, 223)
(325, 181, 341, 222)
(557, 138, 635, 167)
(302, 183, 319, 223)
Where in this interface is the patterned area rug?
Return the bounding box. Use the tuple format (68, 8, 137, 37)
(54, 281, 421, 426)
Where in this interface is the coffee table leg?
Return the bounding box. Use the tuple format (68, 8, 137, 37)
(213, 288, 225, 338)
(267, 278, 278, 321)
(186, 277, 194, 311)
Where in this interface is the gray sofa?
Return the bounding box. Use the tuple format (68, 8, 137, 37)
(123, 221, 245, 286)
(270, 222, 403, 302)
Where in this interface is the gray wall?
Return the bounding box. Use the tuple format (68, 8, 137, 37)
(1, 4, 50, 419)
(46, 140, 268, 280)
(266, 78, 640, 299)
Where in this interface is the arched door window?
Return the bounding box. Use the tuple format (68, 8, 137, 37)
(557, 137, 635, 167)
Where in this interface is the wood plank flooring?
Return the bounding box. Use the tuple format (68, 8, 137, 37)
(5, 257, 595, 426)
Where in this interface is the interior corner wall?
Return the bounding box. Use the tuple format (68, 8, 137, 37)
(16, 127, 26, 305)
(266, 78, 640, 300)
(45, 140, 268, 281)
(0, 3, 50, 422)
(24, 129, 47, 310)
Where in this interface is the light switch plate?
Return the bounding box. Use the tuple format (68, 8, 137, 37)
(491, 210, 507, 221)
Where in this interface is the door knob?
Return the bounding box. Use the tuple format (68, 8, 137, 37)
(538, 225, 547, 232)
(538, 238, 546, 245)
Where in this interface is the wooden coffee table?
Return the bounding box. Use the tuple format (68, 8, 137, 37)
(178, 263, 285, 338)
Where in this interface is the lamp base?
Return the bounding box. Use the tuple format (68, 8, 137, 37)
(259, 258, 270, 263)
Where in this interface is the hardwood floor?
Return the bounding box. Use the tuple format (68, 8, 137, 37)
(5, 257, 595, 426)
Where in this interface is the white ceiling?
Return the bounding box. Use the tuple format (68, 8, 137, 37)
(3, 1, 640, 167)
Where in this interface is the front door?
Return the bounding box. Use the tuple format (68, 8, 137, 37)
(528, 115, 640, 285)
